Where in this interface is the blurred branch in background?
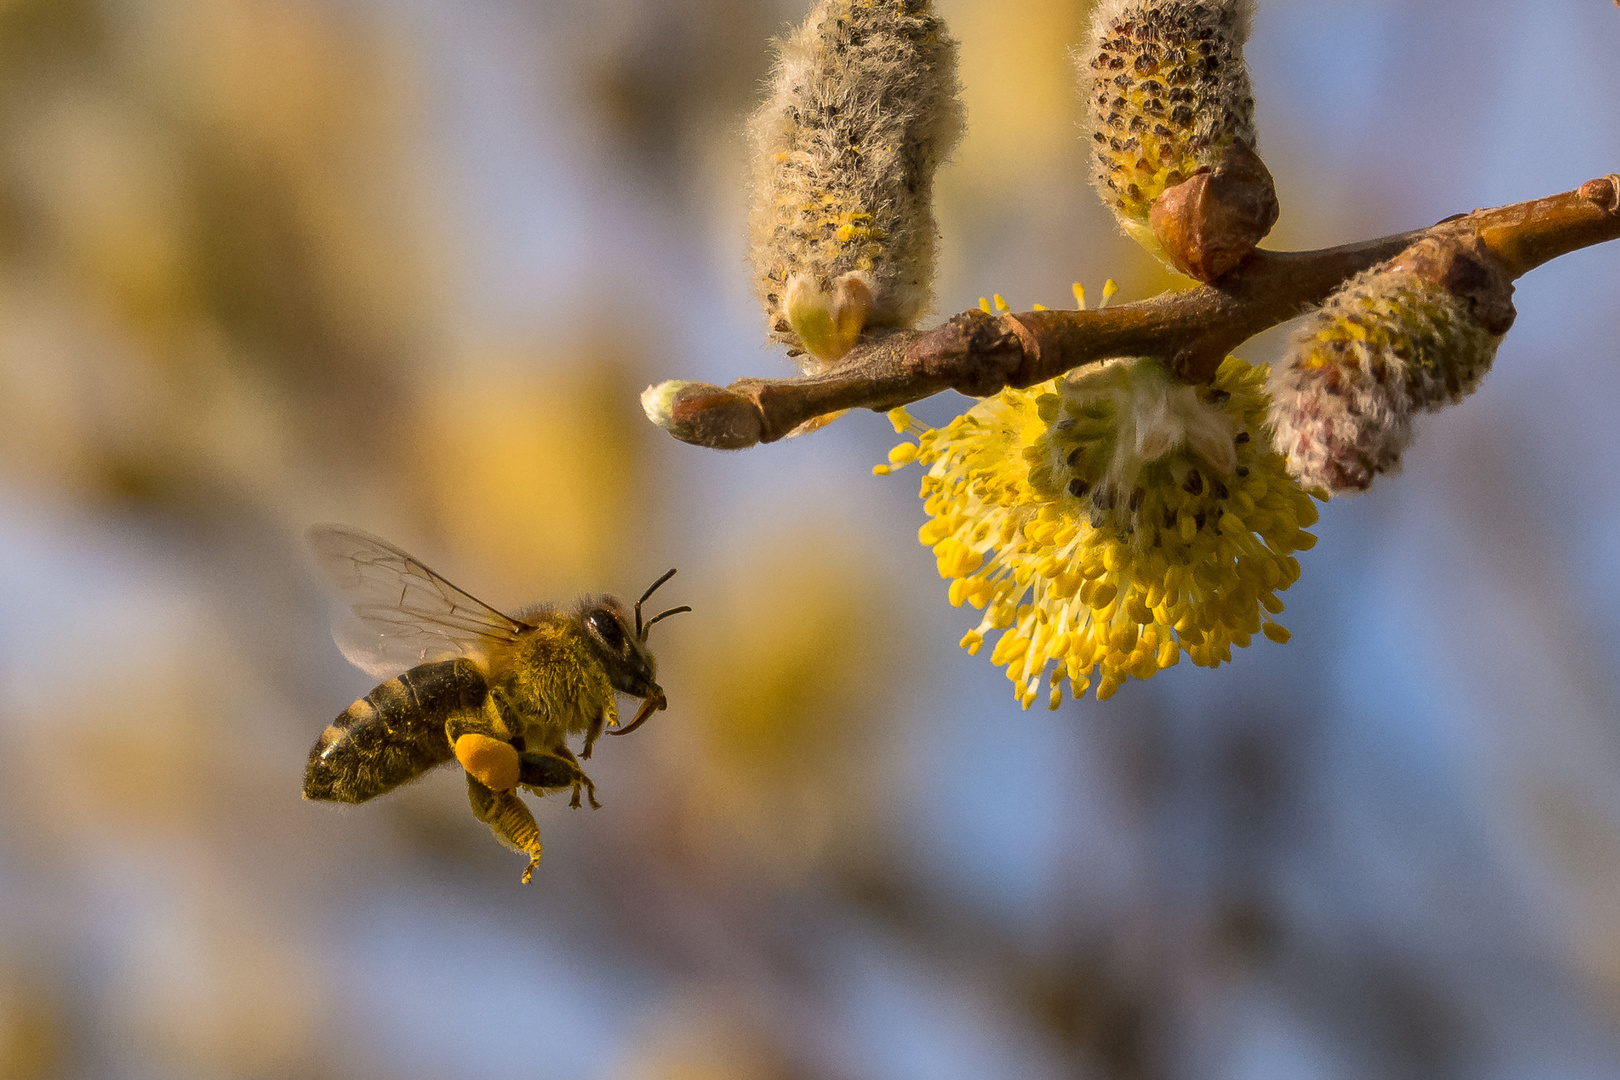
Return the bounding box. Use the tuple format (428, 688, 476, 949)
(0, 0, 432, 511)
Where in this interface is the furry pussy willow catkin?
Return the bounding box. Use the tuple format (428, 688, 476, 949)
(1078, 0, 1258, 250)
(747, 0, 964, 369)
(1267, 259, 1507, 494)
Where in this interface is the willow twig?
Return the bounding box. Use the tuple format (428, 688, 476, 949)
(648, 176, 1620, 450)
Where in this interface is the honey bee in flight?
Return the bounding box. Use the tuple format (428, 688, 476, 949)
(303, 525, 689, 882)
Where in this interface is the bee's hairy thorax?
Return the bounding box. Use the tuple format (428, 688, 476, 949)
(487, 615, 618, 747)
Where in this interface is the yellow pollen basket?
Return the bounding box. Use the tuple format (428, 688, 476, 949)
(455, 733, 520, 792)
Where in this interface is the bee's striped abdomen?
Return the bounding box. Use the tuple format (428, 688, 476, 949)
(304, 658, 487, 803)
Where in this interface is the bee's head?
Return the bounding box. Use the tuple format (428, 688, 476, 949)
(580, 598, 658, 697)
(580, 568, 689, 737)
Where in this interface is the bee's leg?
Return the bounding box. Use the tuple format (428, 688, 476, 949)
(551, 743, 600, 810)
(447, 697, 521, 791)
(581, 710, 605, 761)
(517, 749, 600, 811)
(466, 774, 544, 884)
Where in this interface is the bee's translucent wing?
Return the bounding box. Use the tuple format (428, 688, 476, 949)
(307, 524, 530, 679)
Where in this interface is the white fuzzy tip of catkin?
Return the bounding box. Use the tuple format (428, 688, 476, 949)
(1078, 0, 1258, 238)
(640, 380, 688, 431)
(1267, 267, 1503, 495)
(747, 0, 964, 369)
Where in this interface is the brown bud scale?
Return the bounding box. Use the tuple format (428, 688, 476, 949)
(1149, 140, 1278, 281)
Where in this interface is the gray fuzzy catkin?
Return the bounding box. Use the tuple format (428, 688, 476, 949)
(1267, 267, 1502, 494)
(747, 0, 964, 365)
(1077, 0, 1258, 230)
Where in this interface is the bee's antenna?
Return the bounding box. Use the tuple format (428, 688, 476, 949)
(642, 606, 692, 639)
(635, 568, 679, 639)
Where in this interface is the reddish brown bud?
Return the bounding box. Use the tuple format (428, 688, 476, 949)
(1578, 174, 1620, 214)
(1387, 231, 1517, 335)
(1149, 141, 1279, 282)
(642, 380, 764, 449)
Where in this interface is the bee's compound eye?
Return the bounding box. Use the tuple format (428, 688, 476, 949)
(588, 610, 625, 650)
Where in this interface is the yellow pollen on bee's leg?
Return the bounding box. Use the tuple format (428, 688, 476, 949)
(467, 777, 544, 883)
(455, 733, 521, 792)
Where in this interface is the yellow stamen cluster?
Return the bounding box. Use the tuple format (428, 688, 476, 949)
(1078, 0, 1258, 246)
(882, 348, 1318, 707)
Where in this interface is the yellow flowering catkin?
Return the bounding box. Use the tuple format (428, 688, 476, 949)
(883, 352, 1318, 708)
(747, 0, 964, 369)
(1077, 0, 1258, 244)
(1267, 265, 1503, 494)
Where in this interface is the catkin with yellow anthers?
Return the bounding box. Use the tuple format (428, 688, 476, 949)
(748, 0, 965, 370)
(1078, 0, 1258, 241)
(1266, 265, 1503, 495)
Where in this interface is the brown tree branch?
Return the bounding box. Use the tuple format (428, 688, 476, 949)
(647, 176, 1620, 450)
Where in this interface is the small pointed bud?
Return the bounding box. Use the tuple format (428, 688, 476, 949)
(782, 408, 849, 440)
(1267, 233, 1512, 494)
(785, 271, 873, 364)
(748, 0, 964, 368)
(1149, 141, 1278, 281)
(1078, 0, 1263, 259)
(1578, 175, 1619, 213)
